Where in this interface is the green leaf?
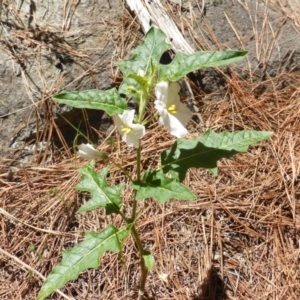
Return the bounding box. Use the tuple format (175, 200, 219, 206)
(162, 129, 273, 181)
(118, 27, 171, 100)
(53, 88, 126, 116)
(118, 27, 171, 77)
(38, 225, 128, 300)
(143, 250, 155, 271)
(158, 50, 248, 81)
(76, 163, 124, 215)
(132, 169, 196, 203)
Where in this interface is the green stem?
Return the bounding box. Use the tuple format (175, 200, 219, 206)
(131, 225, 148, 300)
(129, 141, 148, 299)
(131, 141, 141, 221)
(142, 112, 158, 126)
(128, 88, 151, 299)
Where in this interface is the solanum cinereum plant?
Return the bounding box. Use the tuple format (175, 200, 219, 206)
(38, 27, 272, 300)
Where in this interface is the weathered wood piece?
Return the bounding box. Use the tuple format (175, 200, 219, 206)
(124, 0, 194, 54)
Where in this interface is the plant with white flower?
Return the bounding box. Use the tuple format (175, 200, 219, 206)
(39, 27, 272, 300)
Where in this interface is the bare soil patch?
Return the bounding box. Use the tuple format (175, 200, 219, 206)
(1, 1, 300, 299)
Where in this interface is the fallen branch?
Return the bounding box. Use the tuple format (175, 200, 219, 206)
(124, 0, 194, 54)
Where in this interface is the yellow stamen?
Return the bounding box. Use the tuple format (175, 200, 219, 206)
(167, 104, 177, 114)
(121, 127, 132, 134)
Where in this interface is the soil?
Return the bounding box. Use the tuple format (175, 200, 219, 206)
(1, 1, 300, 299)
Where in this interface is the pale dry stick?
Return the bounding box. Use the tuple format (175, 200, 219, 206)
(216, 219, 224, 285)
(168, 0, 185, 36)
(62, 0, 80, 31)
(0, 103, 43, 118)
(0, 20, 28, 83)
(181, 14, 209, 50)
(123, 0, 153, 34)
(236, 0, 260, 61)
(200, 0, 205, 14)
(6, 0, 27, 29)
(270, 136, 295, 220)
(254, 205, 282, 226)
(223, 12, 253, 82)
(111, 16, 138, 69)
(265, 18, 282, 62)
(288, 137, 296, 220)
(1, 27, 44, 113)
(39, 175, 79, 216)
(200, 215, 208, 283)
(62, 57, 109, 90)
(246, 158, 262, 219)
(216, 195, 266, 240)
(20, 69, 40, 109)
(286, 0, 300, 30)
(257, 5, 284, 67)
(268, 0, 300, 32)
(188, 0, 193, 27)
(125, 0, 194, 54)
(257, 1, 269, 63)
(0, 247, 74, 300)
(185, 1, 199, 34)
(256, 1, 282, 68)
(0, 207, 71, 236)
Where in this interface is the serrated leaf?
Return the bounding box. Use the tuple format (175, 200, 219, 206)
(158, 50, 248, 81)
(53, 88, 126, 116)
(118, 27, 171, 100)
(38, 225, 128, 300)
(76, 163, 124, 214)
(143, 250, 155, 271)
(162, 129, 273, 181)
(132, 169, 196, 203)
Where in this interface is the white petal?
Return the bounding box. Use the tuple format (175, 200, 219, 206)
(158, 109, 189, 138)
(122, 109, 135, 126)
(155, 81, 169, 103)
(113, 109, 136, 132)
(168, 81, 180, 99)
(154, 81, 192, 138)
(175, 102, 193, 125)
(113, 110, 145, 148)
(113, 113, 124, 133)
(77, 143, 102, 160)
(154, 100, 166, 114)
(123, 124, 145, 148)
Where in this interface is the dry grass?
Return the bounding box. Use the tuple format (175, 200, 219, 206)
(1, 0, 300, 299)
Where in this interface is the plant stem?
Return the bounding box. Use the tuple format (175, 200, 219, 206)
(129, 141, 148, 300)
(131, 226, 148, 300)
(131, 141, 141, 221)
(142, 112, 158, 126)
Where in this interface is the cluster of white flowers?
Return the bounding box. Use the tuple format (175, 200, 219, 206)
(77, 81, 192, 159)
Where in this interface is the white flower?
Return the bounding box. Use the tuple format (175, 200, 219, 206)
(77, 143, 104, 160)
(154, 81, 192, 138)
(113, 110, 145, 148)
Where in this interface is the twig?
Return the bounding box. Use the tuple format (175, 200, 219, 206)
(0, 247, 74, 300)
